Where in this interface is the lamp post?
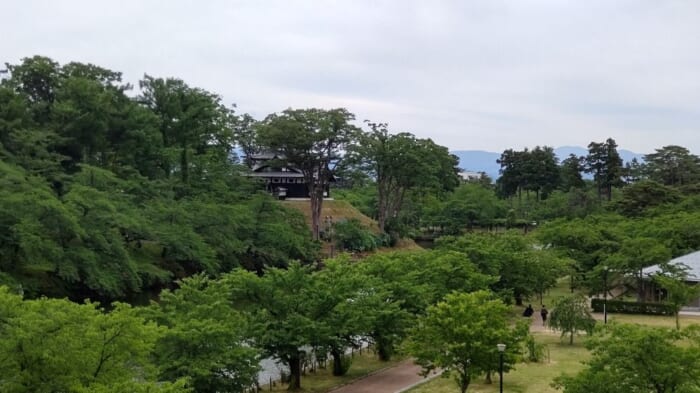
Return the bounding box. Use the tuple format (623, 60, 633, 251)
(602, 265, 609, 324)
(497, 343, 506, 393)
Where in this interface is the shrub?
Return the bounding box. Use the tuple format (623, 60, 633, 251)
(333, 219, 378, 252)
(525, 335, 547, 363)
(590, 298, 674, 316)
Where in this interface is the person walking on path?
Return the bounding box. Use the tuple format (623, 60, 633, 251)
(540, 305, 549, 326)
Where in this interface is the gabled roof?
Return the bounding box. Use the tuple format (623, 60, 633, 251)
(249, 171, 304, 178)
(249, 152, 281, 160)
(643, 250, 700, 282)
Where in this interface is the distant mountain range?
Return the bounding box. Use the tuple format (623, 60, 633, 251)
(451, 146, 646, 180)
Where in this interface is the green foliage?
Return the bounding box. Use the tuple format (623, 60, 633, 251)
(345, 122, 460, 232)
(146, 275, 259, 393)
(615, 180, 681, 216)
(0, 287, 182, 393)
(524, 335, 548, 363)
(222, 259, 391, 389)
(0, 56, 319, 302)
(497, 146, 560, 201)
(257, 108, 359, 240)
(590, 298, 674, 316)
(436, 232, 569, 305)
(585, 138, 624, 201)
(424, 183, 507, 233)
(554, 323, 700, 393)
(643, 145, 700, 186)
(654, 270, 700, 330)
(547, 294, 596, 345)
(406, 291, 529, 393)
(332, 218, 379, 252)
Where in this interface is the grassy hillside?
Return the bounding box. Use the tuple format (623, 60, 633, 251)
(281, 199, 380, 232)
(281, 199, 420, 253)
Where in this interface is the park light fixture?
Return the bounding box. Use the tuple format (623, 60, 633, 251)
(497, 343, 506, 393)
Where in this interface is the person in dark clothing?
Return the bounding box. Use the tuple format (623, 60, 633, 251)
(540, 305, 549, 325)
(523, 304, 534, 317)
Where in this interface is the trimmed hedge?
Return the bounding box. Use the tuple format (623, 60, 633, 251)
(591, 298, 674, 316)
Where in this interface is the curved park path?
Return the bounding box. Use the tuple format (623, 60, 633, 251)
(329, 314, 551, 393)
(330, 310, 700, 393)
(327, 360, 439, 393)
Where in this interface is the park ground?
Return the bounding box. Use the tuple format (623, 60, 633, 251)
(277, 277, 700, 393)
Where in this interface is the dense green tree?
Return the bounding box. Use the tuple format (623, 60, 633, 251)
(643, 145, 700, 186)
(547, 294, 596, 344)
(222, 261, 387, 390)
(358, 249, 494, 360)
(436, 233, 567, 305)
(347, 122, 459, 232)
(585, 138, 623, 201)
(139, 75, 234, 185)
(312, 258, 386, 375)
(606, 237, 671, 300)
(615, 180, 681, 216)
(223, 264, 317, 390)
(653, 269, 700, 330)
(257, 108, 359, 240)
(497, 146, 559, 201)
(622, 157, 645, 184)
(0, 287, 187, 393)
(554, 323, 700, 393)
(407, 291, 528, 393)
(147, 275, 260, 392)
(427, 183, 506, 233)
(233, 112, 260, 167)
(2, 56, 61, 124)
(559, 154, 585, 191)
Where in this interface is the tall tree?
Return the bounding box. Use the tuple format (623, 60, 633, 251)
(643, 145, 700, 186)
(559, 154, 585, 191)
(653, 268, 700, 330)
(0, 287, 188, 393)
(554, 323, 700, 393)
(147, 275, 260, 393)
(257, 108, 359, 240)
(139, 75, 234, 185)
(547, 294, 596, 345)
(585, 138, 623, 201)
(348, 122, 459, 232)
(2, 55, 61, 124)
(407, 291, 528, 393)
(606, 237, 671, 301)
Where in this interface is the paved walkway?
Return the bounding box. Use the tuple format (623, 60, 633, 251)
(330, 317, 551, 393)
(328, 360, 438, 393)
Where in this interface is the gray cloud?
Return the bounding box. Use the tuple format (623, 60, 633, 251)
(3, 0, 699, 153)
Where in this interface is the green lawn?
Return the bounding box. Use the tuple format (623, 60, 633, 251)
(408, 332, 588, 393)
(408, 314, 700, 393)
(265, 349, 403, 392)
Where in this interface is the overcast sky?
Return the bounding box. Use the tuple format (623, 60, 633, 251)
(3, 0, 699, 153)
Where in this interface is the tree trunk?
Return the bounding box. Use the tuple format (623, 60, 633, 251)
(569, 331, 574, 345)
(485, 370, 492, 384)
(310, 186, 322, 241)
(288, 355, 302, 390)
(459, 367, 470, 393)
(515, 293, 523, 306)
(331, 348, 345, 376)
(376, 335, 392, 361)
(675, 312, 680, 331)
